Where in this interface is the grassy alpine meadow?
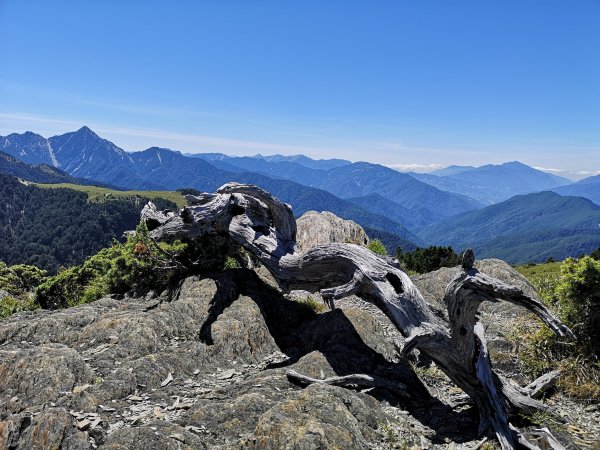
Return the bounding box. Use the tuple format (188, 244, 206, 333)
(516, 261, 562, 301)
(514, 258, 600, 400)
(32, 182, 187, 208)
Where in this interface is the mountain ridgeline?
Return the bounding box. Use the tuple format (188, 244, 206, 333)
(411, 162, 571, 204)
(1, 126, 599, 264)
(552, 174, 600, 206)
(0, 127, 481, 251)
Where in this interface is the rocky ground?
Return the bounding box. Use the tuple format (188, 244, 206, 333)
(0, 261, 599, 449)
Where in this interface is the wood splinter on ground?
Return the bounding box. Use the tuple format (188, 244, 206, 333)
(144, 182, 575, 450)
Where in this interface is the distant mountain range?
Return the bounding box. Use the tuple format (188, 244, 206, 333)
(0, 127, 426, 251)
(552, 175, 600, 206)
(418, 191, 600, 263)
(192, 154, 484, 225)
(1, 126, 598, 262)
(410, 161, 571, 204)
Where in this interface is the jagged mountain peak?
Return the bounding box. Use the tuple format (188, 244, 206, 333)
(77, 125, 93, 133)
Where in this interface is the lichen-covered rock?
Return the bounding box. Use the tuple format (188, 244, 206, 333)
(250, 383, 385, 450)
(0, 270, 419, 449)
(296, 210, 369, 252)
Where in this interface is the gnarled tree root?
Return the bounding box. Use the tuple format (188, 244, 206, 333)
(144, 183, 574, 449)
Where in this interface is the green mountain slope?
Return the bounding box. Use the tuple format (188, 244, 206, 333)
(553, 175, 600, 206)
(0, 174, 176, 273)
(419, 191, 600, 263)
(0, 151, 78, 184)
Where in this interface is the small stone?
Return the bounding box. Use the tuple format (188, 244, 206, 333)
(170, 433, 186, 443)
(91, 418, 102, 429)
(584, 404, 598, 412)
(153, 406, 164, 419)
(128, 395, 143, 402)
(107, 335, 119, 344)
(161, 372, 174, 387)
(217, 369, 235, 380)
(129, 415, 141, 425)
(193, 369, 200, 375)
(77, 419, 91, 431)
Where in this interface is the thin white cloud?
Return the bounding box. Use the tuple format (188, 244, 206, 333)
(534, 166, 600, 175)
(386, 163, 443, 173)
(534, 166, 600, 181)
(534, 166, 564, 173)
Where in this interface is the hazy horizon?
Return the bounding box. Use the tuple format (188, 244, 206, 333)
(2, 124, 593, 181)
(1, 1, 598, 179)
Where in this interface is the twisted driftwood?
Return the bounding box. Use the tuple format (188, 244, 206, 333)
(143, 183, 574, 450)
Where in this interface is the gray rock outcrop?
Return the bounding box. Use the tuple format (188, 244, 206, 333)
(295, 210, 369, 253)
(0, 270, 432, 449)
(0, 261, 597, 448)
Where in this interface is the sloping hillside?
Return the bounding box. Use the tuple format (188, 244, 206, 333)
(0, 151, 77, 184)
(553, 174, 600, 205)
(0, 174, 176, 272)
(419, 191, 600, 263)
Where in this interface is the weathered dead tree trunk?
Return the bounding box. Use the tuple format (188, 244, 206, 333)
(143, 182, 574, 450)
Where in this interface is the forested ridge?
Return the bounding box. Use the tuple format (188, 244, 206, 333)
(0, 173, 176, 272)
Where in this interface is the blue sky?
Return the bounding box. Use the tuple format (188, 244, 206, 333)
(0, 1, 598, 177)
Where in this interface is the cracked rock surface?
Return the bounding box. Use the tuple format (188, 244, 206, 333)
(0, 263, 598, 449)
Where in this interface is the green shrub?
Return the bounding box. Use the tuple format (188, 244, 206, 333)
(512, 256, 600, 399)
(367, 239, 388, 256)
(0, 261, 47, 319)
(396, 246, 460, 274)
(35, 222, 188, 309)
(556, 257, 600, 357)
(299, 295, 327, 313)
(223, 256, 241, 269)
(0, 295, 38, 319)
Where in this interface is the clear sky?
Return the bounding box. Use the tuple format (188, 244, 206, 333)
(0, 1, 598, 177)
